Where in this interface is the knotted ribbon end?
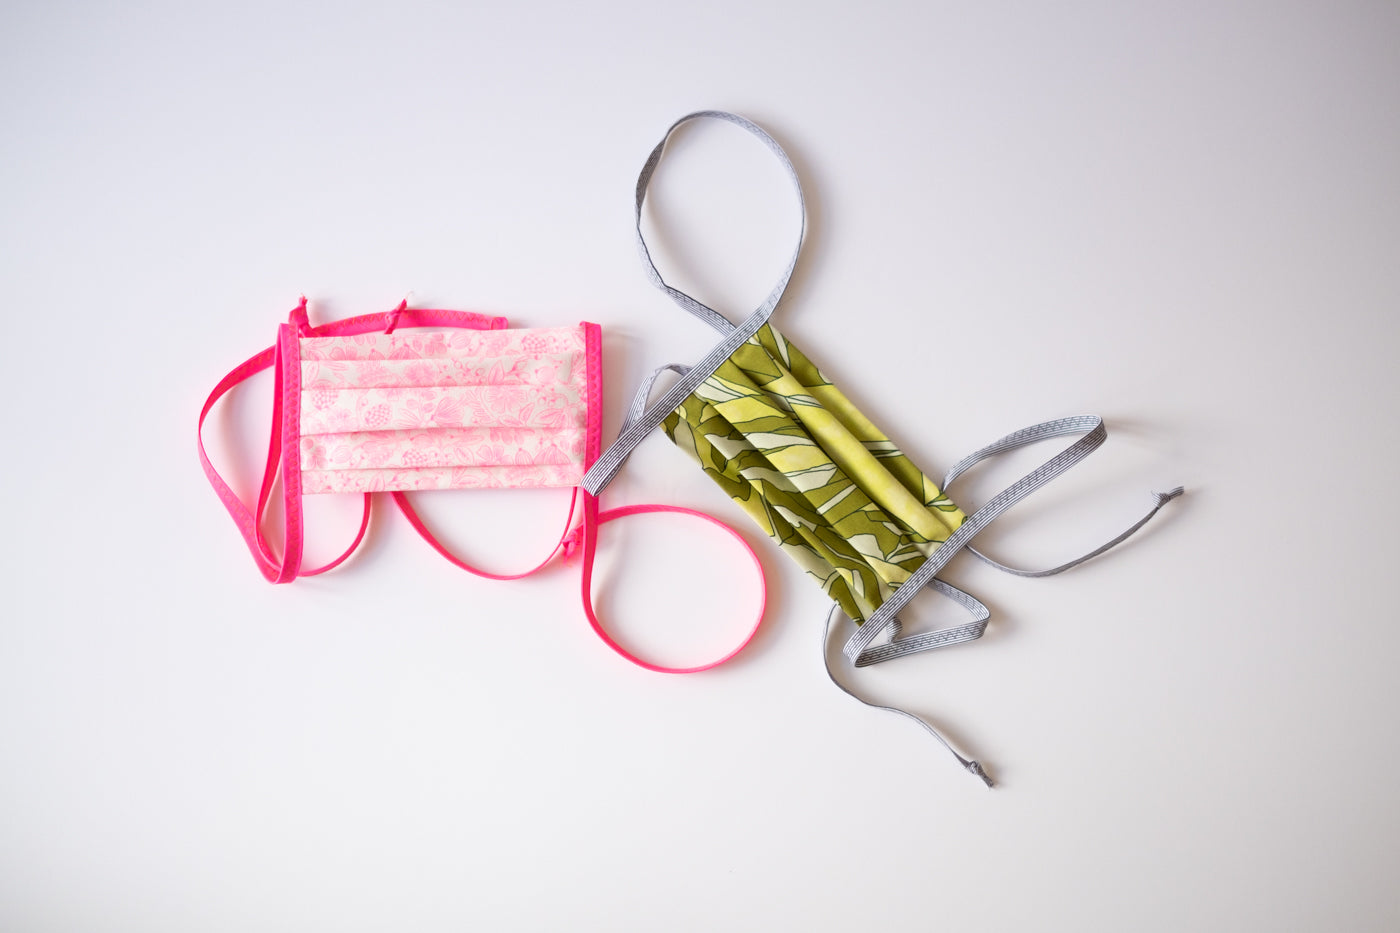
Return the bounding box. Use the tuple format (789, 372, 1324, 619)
(967, 760, 995, 789)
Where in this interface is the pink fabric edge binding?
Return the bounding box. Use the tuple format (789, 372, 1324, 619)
(275, 318, 304, 581)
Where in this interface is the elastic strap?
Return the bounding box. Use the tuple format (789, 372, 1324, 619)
(582, 110, 806, 496)
(197, 298, 508, 582)
(390, 488, 581, 581)
(624, 362, 692, 432)
(831, 418, 1182, 785)
(943, 433, 1185, 578)
(842, 416, 1183, 665)
(568, 499, 766, 673)
(823, 603, 995, 788)
(576, 320, 764, 671)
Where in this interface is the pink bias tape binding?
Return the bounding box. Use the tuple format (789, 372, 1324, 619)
(198, 302, 767, 674)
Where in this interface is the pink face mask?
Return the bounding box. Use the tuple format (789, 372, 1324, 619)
(297, 322, 593, 495)
(198, 297, 764, 673)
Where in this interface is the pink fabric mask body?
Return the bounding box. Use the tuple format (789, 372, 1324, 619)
(297, 326, 590, 494)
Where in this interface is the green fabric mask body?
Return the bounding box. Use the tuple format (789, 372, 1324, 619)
(662, 323, 965, 627)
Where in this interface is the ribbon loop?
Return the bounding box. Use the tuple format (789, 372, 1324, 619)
(574, 501, 766, 674)
(583, 111, 807, 496)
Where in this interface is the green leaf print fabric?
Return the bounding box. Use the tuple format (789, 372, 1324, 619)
(661, 323, 966, 625)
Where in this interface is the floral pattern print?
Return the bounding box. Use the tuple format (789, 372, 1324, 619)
(301, 427, 585, 472)
(661, 324, 966, 625)
(300, 464, 583, 495)
(299, 385, 585, 434)
(302, 353, 574, 390)
(300, 326, 589, 494)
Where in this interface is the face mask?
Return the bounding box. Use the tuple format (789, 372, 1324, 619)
(297, 318, 591, 495)
(199, 297, 764, 672)
(583, 111, 1183, 785)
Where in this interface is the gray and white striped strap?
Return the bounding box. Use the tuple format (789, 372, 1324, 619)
(824, 601, 995, 788)
(844, 415, 1182, 665)
(582, 110, 807, 496)
(945, 418, 1184, 577)
(621, 362, 692, 433)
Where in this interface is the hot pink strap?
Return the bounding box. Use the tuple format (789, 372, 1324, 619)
(197, 298, 508, 582)
(563, 320, 763, 671)
(390, 487, 582, 581)
(566, 497, 767, 673)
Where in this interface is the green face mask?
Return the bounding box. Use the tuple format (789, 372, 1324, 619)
(584, 111, 1182, 785)
(661, 322, 967, 630)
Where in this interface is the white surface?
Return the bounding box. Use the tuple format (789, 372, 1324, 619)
(3, 2, 1398, 930)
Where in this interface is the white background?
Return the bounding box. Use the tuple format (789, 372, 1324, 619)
(3, 2, 1398, 930)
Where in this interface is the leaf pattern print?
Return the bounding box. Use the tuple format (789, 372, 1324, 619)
(661, 324, 966, 625)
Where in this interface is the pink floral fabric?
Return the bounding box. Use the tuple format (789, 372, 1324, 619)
(300, 464, 584, 494)
(300, 386, 584, 434)
(299, 327, 583, 362)
(301, 427, 585, 471)
(298, 326, 589, 494)
(303, 353, 574, 390)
